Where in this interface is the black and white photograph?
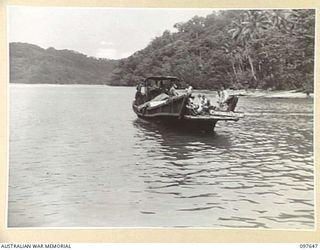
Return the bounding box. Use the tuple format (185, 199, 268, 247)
(7, 7, 315, 229)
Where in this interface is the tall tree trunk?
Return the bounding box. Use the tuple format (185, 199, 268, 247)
(238, 64, 243, 74)
(248, 55, 257, 81)
(231, 60, 240, 85)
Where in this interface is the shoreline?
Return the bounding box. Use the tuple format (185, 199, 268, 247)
(231, 89, 314, 99)
(10, 83, 313, 98)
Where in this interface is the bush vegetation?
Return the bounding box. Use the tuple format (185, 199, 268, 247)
(110, 9, 315, 92)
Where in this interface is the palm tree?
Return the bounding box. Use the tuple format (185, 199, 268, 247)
(222, 41, 240, 86)
(229, 10, 271, 85)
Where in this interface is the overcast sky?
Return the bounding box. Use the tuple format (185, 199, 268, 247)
(8, 7, 215, 59)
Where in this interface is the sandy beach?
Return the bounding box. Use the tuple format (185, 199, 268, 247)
(230, 90, 313, 99)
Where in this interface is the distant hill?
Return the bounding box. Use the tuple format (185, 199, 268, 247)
(9, 42, 118, 84)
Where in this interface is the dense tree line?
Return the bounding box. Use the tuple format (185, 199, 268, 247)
(10, 42, 117, 84)
(110, 9, 315, 91)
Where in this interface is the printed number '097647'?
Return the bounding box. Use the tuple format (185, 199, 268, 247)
(300, 244, 318, 248)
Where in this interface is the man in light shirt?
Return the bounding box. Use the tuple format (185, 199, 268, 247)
(169, 83, 179, 96)
(218, 86, 238, 112)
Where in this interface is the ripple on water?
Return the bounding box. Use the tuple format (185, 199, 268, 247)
(8, 85, 314, 228)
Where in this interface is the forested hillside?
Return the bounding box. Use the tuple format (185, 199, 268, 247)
(10, 43, 117, 84)
(110, 10, 315, 91)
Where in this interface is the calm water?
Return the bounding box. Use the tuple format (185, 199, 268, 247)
(8, 84, 314, 228)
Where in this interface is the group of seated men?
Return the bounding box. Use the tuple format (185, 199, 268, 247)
(186, 94, 213, 115)
(186, 86, 238, 115)
(135, 82, 238, 113)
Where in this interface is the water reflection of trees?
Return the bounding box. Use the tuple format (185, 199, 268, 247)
(132, 118, 231, 161)
(132, 119, 233, 215)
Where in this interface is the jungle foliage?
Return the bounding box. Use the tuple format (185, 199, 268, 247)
(110, 9, 315, 91)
